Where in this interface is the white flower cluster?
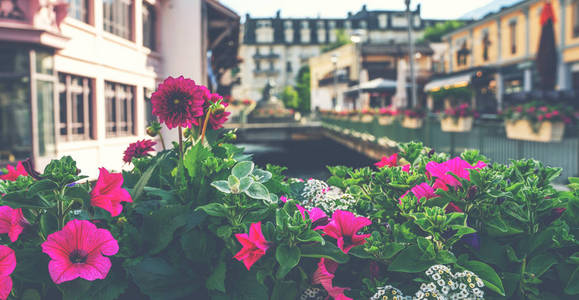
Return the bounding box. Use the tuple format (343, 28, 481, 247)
(417, 265, 484, 300)
(370, 285, 412, 300)
(370, 265, 485, 300)
(300, 179, 356, 213)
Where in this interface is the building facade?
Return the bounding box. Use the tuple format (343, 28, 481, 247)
(0, 0, 239, 177)
(232, 4, 446, 102)
(428, 0, 579, 111)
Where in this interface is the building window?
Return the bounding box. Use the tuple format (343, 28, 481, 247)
(301, 21, 309, 29)
(378, 14, 387, 28)
(359, 20, 367, 29)
(103, 0, 133, 40)
(58, 74, 94, 140)
(509, 20, 517, 54)
(456, 41, 470, 66)
(255, 60, 261, 71)
(144, 88, 155, 126)
(286, 61, 292, 72)
(269, 61, 275, 70)
(142, 1, 156, 50)
(301, 29, 310, 43)
(328, 21, 336, 29)
(105, 82, 135, 137)
(67, 0, 90, 23)
(344, 21, 351, 29)
(482, 31, 491, 61)
(284, 21, 293, 29)
(317, 29, 326, 43)
(257, 20, 271, 28)
(574, 1, 579, 37)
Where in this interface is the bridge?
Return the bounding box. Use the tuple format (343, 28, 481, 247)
(224, 121, 325, 143)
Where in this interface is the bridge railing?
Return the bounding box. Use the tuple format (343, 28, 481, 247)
(322, 115, 579, 183)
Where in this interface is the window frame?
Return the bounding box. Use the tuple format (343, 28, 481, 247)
(103, 0, 134, 41)
(509, 20, 517, 54)
(67, 0, 91, 24)
(142, 1, 156, 50)
(105, 81, 135, 137)
(573, 1, 579, 38)
(57, 73, 95, 141)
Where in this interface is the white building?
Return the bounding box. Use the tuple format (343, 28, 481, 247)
(0, 0, 239, 177)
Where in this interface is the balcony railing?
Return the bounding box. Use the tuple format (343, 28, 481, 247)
(253, 53, 280, 59)
(253, 69, 280, 76)
(322, 115, 579, 183)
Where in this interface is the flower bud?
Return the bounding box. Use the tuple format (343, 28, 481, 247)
(183, 128, 194, 139)
(213, 104, 226, 115)
(146, 121, 162, 137)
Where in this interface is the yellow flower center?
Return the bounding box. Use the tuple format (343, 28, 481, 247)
(174, 99, 180, 104)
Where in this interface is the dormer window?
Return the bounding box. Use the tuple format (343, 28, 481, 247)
(378, 14, 387, 28)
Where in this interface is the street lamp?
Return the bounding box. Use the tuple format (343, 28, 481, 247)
(331, 53, 339, 109)
(350, 30, 363, 110)
(405, 0, 417, 108)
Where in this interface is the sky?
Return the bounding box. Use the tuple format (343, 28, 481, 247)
(220, 0, 499, 21)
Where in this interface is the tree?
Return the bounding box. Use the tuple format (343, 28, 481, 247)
(295, 66, 311, 113)
(280, 86, 300, 110)
(422, 21, 465, 43)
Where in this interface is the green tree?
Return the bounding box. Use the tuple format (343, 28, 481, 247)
(295, 66, 311, 113)
(422, 20, 465, 43)
(280, 86, 300, 110)
(321, 29, 351, 53)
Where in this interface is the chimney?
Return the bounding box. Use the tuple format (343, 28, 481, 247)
(246, 13, 251, 20)
(348, 12, 352, 18)
(276, 10, 281, 18)
(416, 4, 421, 15)
(362, 4, 367, 11)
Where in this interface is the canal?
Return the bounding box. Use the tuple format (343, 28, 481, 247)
(237, 138, 375, 180)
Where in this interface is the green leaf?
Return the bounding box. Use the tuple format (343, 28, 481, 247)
(300, 243, 349, 264)
(380, 243, 406, 260)
(131, 157, 161, 201)
(348, 246, 372, 259)
(271, 280, 297, 300)
(196, 203, 228, 217)
(206, 261, 226, 293)
(180, 229, 216, 263)
(1, 191, 52, 209)
(462, 260, 505, 296)
(239, 177, 254, 193)
(21, 289, 42, 300)
(82, 263, 129, 300)
(27, 179, 58, 195)
(211, 180, 231, 193)
(232, 161, 254, 178)
(568, 252, 579, 264)
(184, 142, 212, 180)
(388, 245, 434, 273)
(252, 168, 272, 183)
(245, 182, 270, 201)
(565, 266, 579, 295)
(142, 206, 188, 255)
(276, 245, 301, 270)
(228, 175, 240, 192)
(296, 230, 324, 244)
(527, 254, 557, 278)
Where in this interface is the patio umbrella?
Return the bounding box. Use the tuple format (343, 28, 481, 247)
(536, 1, 557, 91)
(393, 59, 408, 109)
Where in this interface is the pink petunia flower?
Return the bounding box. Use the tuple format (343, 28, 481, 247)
(445, 202, 463, 213)
(323, 210, 371, 254)
(41, 219, 119, 284)
(122, 139, 157, 163)
(297, 207, 329, 230)
(401, 164, 411, 173)
(150, 76, 206, 129)
(0, 206, 28, 242)
(374, 153, 398, 168)
(411, 183, 438, 203)
(90, 168, 132, 217)
(280, 195, 288, 203)
(426, 157, 487, 191)
(0, 245, 15, 300)
(0, 162, 28, 181)
(312, 258, 352, 300)
(399, 190, 410, 205)
(234, 222, 269, 270)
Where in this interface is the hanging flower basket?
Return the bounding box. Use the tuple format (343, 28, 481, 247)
(505, 120, 565, 142)
(441, 117, 473, 132)
(401, 117, 423, 129)
(378, 115, 395, 125)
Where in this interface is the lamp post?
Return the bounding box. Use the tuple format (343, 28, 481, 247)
(331, 53, 339, 109)
(405, 0, 417, 108)
(350, 30, 363, 110)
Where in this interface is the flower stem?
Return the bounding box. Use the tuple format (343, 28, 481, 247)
(178, 126, 184, 159)
(200, 110, 213, 144)
(159, 132, 166, 151)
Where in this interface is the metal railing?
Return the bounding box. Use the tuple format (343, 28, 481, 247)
(322, 115, 579, 183)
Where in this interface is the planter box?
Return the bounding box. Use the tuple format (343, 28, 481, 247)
(441, 117, 473, 132)
(378, 115, 395, 125)
(401, 117, 423, 129)
(505, 120, 565, 142)
(360, 115, 374, 123)
(350, 115, 361, 122)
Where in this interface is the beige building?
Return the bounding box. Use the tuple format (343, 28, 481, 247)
(0, 0, 239, 177)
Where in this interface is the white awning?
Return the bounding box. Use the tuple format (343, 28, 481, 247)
(424, 72, 473, 92)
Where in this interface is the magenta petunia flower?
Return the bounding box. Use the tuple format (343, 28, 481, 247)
(0, 162, 28, 181)
(297, 206, 329, 230)
(0, 206, 28, 242)
(426, 157, 487, 191)
(374, 153, 398, 168)
(122, 139, 157, 163)
(0, 245, 15, 300)
(150, 76, 206, 129)
(312, 258, 352, 300)
(401, 164, 411, 173)
(90, 168, 132, 217)
(234, 222, 269, 270)
(411, 183, 438, 203)
(41, 220, 119, 284)
(323, 210, 371, 254)
(445, 202, 463, 213)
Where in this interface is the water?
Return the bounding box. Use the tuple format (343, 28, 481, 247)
(237, 138, 375, 180)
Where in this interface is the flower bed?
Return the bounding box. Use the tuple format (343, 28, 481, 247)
(440, 103, 477, 132)
(501, 101, 575, 142)
(401, 107, 426, 129)
(0, 76, 578, 300)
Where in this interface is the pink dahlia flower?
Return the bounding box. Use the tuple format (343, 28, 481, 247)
(323, 210, 371, 254)
(312, 258, 352, 300)
(90, 168, 132, 217)
(41, 219, 119, 284)
(0, 207, 28, 242)
(123, 139, 157, 163)
(0, 245, 15, 300)
(0, 162, 28, 181)
(374, 153, 398, 168)
(234, 222, 269, 270)
(206, 93, 231, 129)
(150, 76, 206, 129)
